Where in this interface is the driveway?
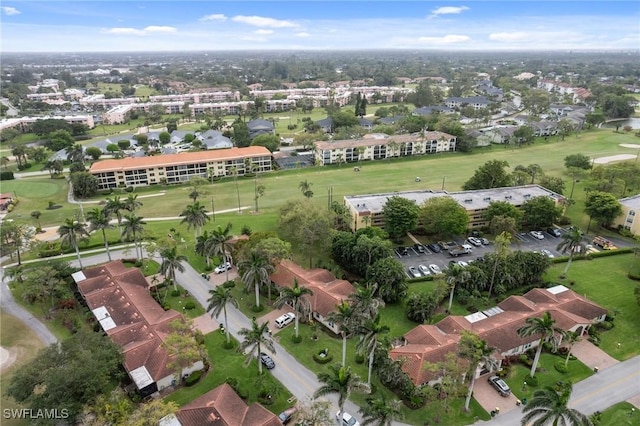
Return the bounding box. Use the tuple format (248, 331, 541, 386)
(570, 339, 619, 371)
(473, 375, 520, 416)
(258, 306, 297, 335)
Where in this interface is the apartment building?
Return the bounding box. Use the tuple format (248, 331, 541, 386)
(314, 131, 456, 166)
(89, 146, 272, 190)
(613, 194, 640, 236)
(0, 114, 95, 132)
(343, 184, 565, 231)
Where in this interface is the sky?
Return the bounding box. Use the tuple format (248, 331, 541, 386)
(1, 1, 639, 52)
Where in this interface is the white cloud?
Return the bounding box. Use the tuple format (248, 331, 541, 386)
(295, 32, 310, 38)
(241, 35, 268, 42)
(200, 13, 227, 22)
(254, 29, 273, 35)
(489, 32, 529, 42)
(232, 15, 298, 28)
(103, 26, 177, 36)
(417, 34, 471, 44)
(429, 6, 469, 18)
(1, 6, 21, 16)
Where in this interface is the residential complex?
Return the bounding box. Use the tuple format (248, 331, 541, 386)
(613, 194, 640, 236)
(390, 284, 606, 385)
(0, 114, 95, 132)
(89, 146, 272, 190)
(343, 184, 566, 231)
(314, 131, 456, 166)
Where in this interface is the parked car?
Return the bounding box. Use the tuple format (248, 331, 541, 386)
(414, 244, 426, 253)
(337, 411, 360, 426)
(480, 238, 490, 245)
(274, 312, 295, 329)
(529, 230, 545, 240)
(418, 264, 431, 275)
(398, 247, 409, 256)
(408, 266, 421, 278)
(428, 264, 442, 274)
(547, 227, 561, 237)
(427, 243, 441, 253)
(260, 352, 275, 369)
(278, 407, 297, 424)
(593, 236, 617, 250)
(214, 262, 232, 273)
(457, 261, 469, 267)
(467, 237, 482, 247)
(540, 249, 555, 258)
(488, 375, 511, 396)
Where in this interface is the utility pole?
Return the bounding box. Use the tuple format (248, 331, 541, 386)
(442, 176, 446, 191)
(211, 196, 216, 222)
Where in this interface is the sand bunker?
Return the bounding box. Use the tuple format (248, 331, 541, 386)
(0, 346, 18, 371)
(593, 154, 638, 164)
(620, 144, 640, 149)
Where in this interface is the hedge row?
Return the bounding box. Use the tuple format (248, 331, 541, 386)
(550, 247, 634, 264)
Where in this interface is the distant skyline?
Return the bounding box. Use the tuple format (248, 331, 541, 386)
(1, 1, 639, 52)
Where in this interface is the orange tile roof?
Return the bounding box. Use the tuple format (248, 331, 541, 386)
(89, 146, 271, 173)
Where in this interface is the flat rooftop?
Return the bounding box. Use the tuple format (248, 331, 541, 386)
(344, 184, 564, 213)
(619, 194, 640, 210)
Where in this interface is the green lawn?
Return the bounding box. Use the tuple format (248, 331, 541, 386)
(503, 353, 593, 402)
(593, 402, 640, 426)
(545, 254, 640, 360)
(165, 331, 293, 415)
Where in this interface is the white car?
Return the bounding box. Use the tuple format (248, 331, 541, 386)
(337, 411, 360, 426)
(274, 312, 296, 328)
(467, 237, 482, 247)
(418, 264, 431, 275)
(428, 264, 442, 275)
(529, 231, 545, 240)
(457, 261, 469, 267)
(214, 262, 232, 273)
(540, 249, 555, 258)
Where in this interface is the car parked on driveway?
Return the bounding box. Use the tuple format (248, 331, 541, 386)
(260, 352, 275, 369)
(488, 375, 511, 396)
(214, 262, 232, 273)
(274, 312, 295, 328)
(278, 407, 297, 424)
(529, 230, 545, 240)
(337, 412, 360, 426)
(408, 266, 421, 278)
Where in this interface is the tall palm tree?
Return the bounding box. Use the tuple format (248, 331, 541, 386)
(458, 331, 496, 411)
(195, 230, 216, 267)
(238, 319, 275, 375)
(355, 313, 390, 386)
(179, 201, 209, 241)
(65, 143, 85, 164)
(298, 179, 313, 198)
(488, 232, 512, 298)
(557, 227, 586, 276)
(517, 311, 567, 378)
(57, 218, 89, 269)
(563, 331, 581, 367)
(159, 246, 186, 291)
(207, 286, 238, 344)
(105, 196, 126, 239)
(123, 194, 143, 212)
(229, 166, 241, 213)
(86, 207, 114, 261)
(359, 396, 404, 426)
(521, 384, 592, 426)
(314, 365, 368, 423)
(349, 283, 384, 320)
(274, 278, 313, 339)
(445, 263, 471, 313)
(327, 300, 358, 366)
(239, 252, 273, 308)
(211, 222, 233, 282)
(121, 213, 146, 259)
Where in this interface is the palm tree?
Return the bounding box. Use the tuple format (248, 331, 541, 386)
(274, 278, 313, 339)
(57, 218, 89, 269)
(458, 331, 496, 411)
(238, 319, 275, 375)
(314, 365, 368, 423)
(327, 300, 358, 366)
(239, 252, 272, 308)
(105, 196, 126, 238)
(298, 179, 314, 198)
(121, 213, 146, 259)
(66, 143, 84, 164)
(359, 396, 404, 426)
(349, 283, 384, 320)
(229, 166, 241, 213)
(517, 311, 567, 378)
(563, 331, 581, 367)
(195, 230, 216, 267)
(521, 384, 592, 426)
(488, 232, 512, 298)
(86, 207, 114, 261)
(557, 227, 586, 277)
(355, 313, 390, 386)
(211, 222, 234, 282)
(445, 263, 471, 313)
(123, 194, 142, 212)
(207, 286, 238, 344)
(179, 201, 209, 241)
(159, 246, 186, 291)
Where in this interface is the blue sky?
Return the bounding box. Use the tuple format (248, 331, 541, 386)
(1, 1, 639, 52)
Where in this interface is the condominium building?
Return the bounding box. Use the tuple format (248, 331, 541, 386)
(314, 131, 456, 166)
(343, 184, 565, 231)
(89, 146, 272, 190)
(613, 194, 640, 236)
(0, 114, 95, 132)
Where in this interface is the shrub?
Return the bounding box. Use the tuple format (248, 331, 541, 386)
(222, 280, 236, 288)
(496, 368, 510, 378)
(525, 375, 539, 386)
(184, 301, 196, 310)
(313, 348, 332, 364)
(222, 340, 235, 349)
(162, 304, 171, 311)
(17, 162, 32, 170)
(250, 304, 264, 313)
(125, 186, 134, 193)
(520, 354, 533, 367)
(184, 370, 202, 386)
(355, 353, 365, 364)
(0, 171, 14, 180)
(597, 321, 613, 330)
(170, 289, 181, 297)
(554, 360, 569, 373)
(291, 334, 303, 344)
(241, 225, 252, 236)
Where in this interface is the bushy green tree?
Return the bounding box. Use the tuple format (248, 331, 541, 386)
(420, 196, 469, 235)
(522, 196, 562, 229)
(382, 196, 419, 241)
(251, 133, 280, 152)
(462, 160, 512, 190)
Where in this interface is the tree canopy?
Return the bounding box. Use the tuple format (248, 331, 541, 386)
(521, 196, 562, 229)
(462, 160, 512, 190)
(382, 196, 419, 241)
(419, 196, 469, 236)
(584, 191, 623, 227)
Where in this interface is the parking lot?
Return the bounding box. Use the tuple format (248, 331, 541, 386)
(396, 228, 580, 278)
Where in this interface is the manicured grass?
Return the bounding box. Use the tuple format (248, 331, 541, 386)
(165, 331, 293, 415)
(545, 254, 640, 360)
(503, 353, 593, 402)
(0, 312, 45, 426)
(152, 284, 206, 319)
(594, 402, 640, 426)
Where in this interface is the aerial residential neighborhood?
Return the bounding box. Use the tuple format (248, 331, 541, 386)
(0, 2, 639, 426)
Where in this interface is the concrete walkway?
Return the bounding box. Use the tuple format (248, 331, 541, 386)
(571, 339, 619, 371)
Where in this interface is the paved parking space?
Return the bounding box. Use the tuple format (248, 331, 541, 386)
(473, 374, 521, 416)
(257, 307, 297, 335)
